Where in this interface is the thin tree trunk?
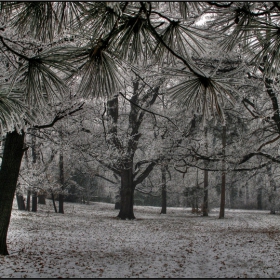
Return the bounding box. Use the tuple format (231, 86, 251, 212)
(31, 130, 37, 212)
(51, 192, 57, 213)
(219, 125, 226, 219)
(0, 130, 25, 255)
(160, 164, 167, 214)
(267, 165, 276, 214)
(257, 186, 263, 210)
(26, 190, 31, 211)
(203, 128, 208, 216)
(59, 148, 64, 214)
(118, 167, 135, 220)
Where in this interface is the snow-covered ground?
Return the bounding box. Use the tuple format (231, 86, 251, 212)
(1, 200, 280, 278)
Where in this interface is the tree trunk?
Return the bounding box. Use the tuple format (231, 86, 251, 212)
(51, 192, 57, 213)
(59, 148, 64, 214)
(219, 125, 226, 219)
(31, 129, 38, 212)
(32, 192, 37, 212)
(203, 169, 209, 216)
(160, 165, 167, 214)
(257, 187, 263, 210)
(26, 190, 31, 211)
(0, 130, 25, 255)
(203, 128, 208, 216)
(16, 193, 25, 210)
(267, 165, 276, 214)
(118, 167, 135, 220)
(38, 194, 46, 204)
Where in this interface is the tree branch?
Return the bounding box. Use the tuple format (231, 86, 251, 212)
(119, 91, 178, 128)
(33, 102, 84, 129)
(257, 135, 280, 151)
(133, 161, 157, 186)
(239, 151, 280, 164)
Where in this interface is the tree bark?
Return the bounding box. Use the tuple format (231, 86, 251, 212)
(0, 130, 25, 255)
(118, 166, 135, 220)
(219, 125, 226, 219)
(160, 164, 167, 214)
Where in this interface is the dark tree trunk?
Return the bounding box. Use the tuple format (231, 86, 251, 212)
(203, 169, 209, 216)
(16, 193, 25, 210)
(219, 126, 226, 219)
(257, 187, 263, 210)
(32, 192, 37, 212)
(0, 130, 25, 255)
(118, 167, 135, 220)
(203, 128, 208, 217)
(31, 129, 37, 212)
(38, 194, 46, 204)
(51, 192, 57, 213)
(115, 201, 121, 210)
(59, 149, 64, 214)
(160, 165, 167, 214)
(26, 190, 31, 211)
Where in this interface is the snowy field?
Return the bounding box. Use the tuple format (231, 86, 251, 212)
(1, 200, 280, 278)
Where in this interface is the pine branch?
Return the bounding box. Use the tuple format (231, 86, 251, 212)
(0, 36, 30, 61)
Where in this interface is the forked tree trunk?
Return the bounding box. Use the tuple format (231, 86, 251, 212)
(118, 167, 135, 220)
(161, 165, 167, 214)
(219, 126, 226, 219)
(0, 130, 25, 255)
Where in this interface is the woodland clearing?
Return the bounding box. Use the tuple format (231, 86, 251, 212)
(1, 200, 280, 278)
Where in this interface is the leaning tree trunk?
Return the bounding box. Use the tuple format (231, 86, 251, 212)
(219, 126, 226, 219)
(0, 130, 25, 255)
(118, 166, 135, 220)
(51, 192, 57, 213)
(160, 164, 167, 214)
